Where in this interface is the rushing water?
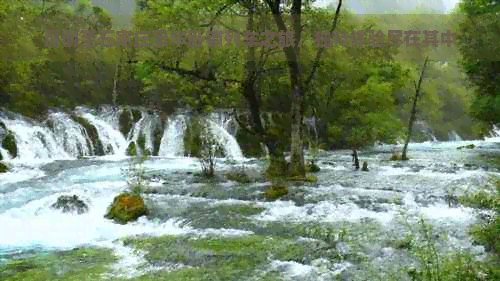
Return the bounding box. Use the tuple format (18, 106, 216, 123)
(1, 106, 499, 279)
(1, 136, 499, 279)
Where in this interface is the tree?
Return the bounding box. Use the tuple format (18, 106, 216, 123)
(401, 56, 429, 160)
(457, 0, 500, 126)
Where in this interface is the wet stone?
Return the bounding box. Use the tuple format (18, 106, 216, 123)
(51, 195, 89, 214)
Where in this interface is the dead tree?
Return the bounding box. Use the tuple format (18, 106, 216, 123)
(401, 57, 429, 161)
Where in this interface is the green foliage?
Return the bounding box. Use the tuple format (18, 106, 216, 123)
(2, 130, 17, 158)
(457, 0, 500, 125)
(199, 125, 220, 178)
(119, 109, 133, 136)
(126, 142, 137, 157)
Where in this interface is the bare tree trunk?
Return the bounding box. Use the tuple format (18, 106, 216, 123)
(402, 57, 429, 160)
(352, 149, 359, 170)
(112, 63, 119, 105)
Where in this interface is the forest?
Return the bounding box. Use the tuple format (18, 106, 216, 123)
(0, 0, 495, 159)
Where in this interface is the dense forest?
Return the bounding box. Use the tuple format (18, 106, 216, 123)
(0, 0, 497, 161)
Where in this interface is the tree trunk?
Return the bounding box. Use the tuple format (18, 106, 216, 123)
(402, 57, 429, 160)
(112, 63, 119, 105)
(352, 149, 359, 170)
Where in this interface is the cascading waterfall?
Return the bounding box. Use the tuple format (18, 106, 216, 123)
(76, 108, 127, 156)
(207, 119, 244, 160)
(448, 130, 463, 142)
(0, 106, 245, 162)
(0, 115, 70, 161)
(159, 115, 186, 157)
(47, 112, 93, 157)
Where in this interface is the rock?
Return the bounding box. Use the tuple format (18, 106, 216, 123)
(306, 161, 321, 173)
(457, 144, 475, 150)
(104, 193, 148, 224)
(51, 195, 89, 214)
(2, 130, 17, 158)
(0, 161, 9, 173)
(361, 161, 369, 171)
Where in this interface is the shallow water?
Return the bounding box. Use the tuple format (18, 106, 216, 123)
(0, 140, 498, 279)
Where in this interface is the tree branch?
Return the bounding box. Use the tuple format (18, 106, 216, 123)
(159, 65, 241, 85)
(232, 109, 259, 135)
(303, 0, 342, 91)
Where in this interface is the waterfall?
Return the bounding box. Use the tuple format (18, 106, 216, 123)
(0, 106, 245, 161)
(207, 119, 244, 160)
(47, 112, 93, 157)
(159, 115, 186, 157)
(75, 108, 127, 156)
(448, 130, 463, 142)
(0, 115, 70, 161)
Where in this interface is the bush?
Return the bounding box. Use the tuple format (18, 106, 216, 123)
(199, 125, 220, 178)
(225, 165, 252, 183)
(390, 152, 409, 161)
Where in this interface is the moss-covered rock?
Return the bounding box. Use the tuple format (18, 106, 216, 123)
(71, 115, 104, 156)
(2, 130, 17, 158)
(264, 184, 289, 201)
(0, 151, 3, 161)
(104, 192, 148, 224)
(305, 160, 321, 173)
(126, 142, 137, 156)
(119, 109, 133, 137)
(0, 161, 9, 173)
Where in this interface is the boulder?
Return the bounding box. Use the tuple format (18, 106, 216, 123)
(51, 195, 89, 214)
(104, 193, 148, 224)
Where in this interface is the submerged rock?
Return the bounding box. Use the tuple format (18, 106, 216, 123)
(0, 161, 9, 173)
(51, 195, 89, 214)
(457, 144, 475, 150)
(2, 130, 17, 158)
(104, 193, 148, 224)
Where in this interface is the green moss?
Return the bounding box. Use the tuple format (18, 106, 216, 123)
(183, 117, 203, 157)
(122, 234, 338, 280)
(104, 192, 148, 224)
(0, 247, 117, 280)
(0, 150, 3, 161)
(390, 235, 414, 250)
(264, 184, 289, 201)
(2, 130, 18, 158)
(71, 115, 104, 156)
(287, 175, 318, 183)
(137, 134, 147, 156)
(119, 110, 133, 137)
(126, 142, 137, 156)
